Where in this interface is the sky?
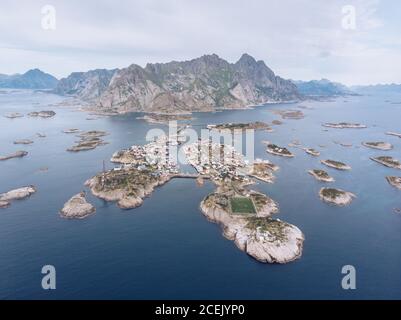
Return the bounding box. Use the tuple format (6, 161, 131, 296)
(0, 0, 400, 85)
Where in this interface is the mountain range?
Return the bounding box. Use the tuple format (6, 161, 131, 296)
(351, 84, 401, 95)
(293, 79, 354, 97)
(4, 57, 399, 114)
(55, 54, 301, 114)
(0, 69, 58, 89)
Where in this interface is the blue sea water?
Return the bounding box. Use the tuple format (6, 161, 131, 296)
(0, 89, 400, 299)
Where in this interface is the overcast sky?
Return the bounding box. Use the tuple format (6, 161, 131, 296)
(0, 0, 400, 85)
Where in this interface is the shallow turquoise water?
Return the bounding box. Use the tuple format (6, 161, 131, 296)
(0, 90, 400, 299)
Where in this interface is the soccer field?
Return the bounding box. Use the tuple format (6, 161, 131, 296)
(230, 197, 256, 214)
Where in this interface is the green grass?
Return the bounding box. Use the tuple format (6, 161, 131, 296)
(230, 197, 256, 215)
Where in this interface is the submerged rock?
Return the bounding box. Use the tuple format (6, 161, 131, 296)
(60, 192, 96, 219)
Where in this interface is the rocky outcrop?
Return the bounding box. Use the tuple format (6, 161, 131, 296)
(0, 186, 36, 208)
(0, 150, 28, 161)
(82, 54, 301, 114)
(386, 176, 401, 190)
(60, 192, 96, 219)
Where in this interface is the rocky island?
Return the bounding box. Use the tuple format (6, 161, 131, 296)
(303, 148, 320, 156)
(138, 114, 193, 124)
(319, 188, 356, 206)
(272, 109, 304, 120)
(208, 121, 273, 132)
(321, 159, 351, 170)
(60, 192, 96, 219)
(0, 150, 28, 161)
(63, 128, 81, 134)
(14, 139, 34, 145)
(265, 143, 294, 157)
(362, 141, 393, 151)
(28, 110, 56, 118)
(308, 169, 334, 182)
(386, 132, 401, 138)
(386, 176, 401, 190)
(323, 122, 367, 129)
(0, 186, 36, 208)
(371, 156, 401, 169)
(4, 112, 23, 119)
(67, 130, 108, 152)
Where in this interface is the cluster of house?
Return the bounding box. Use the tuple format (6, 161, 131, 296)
(183, 140, 247, 181)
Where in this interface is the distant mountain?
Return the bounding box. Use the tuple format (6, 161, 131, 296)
(54, 69, 118, 101)
(351, 84, 401, 95)
(0, 69, 58, 89)
(56, 54, 301, 114)
(293, 79, 354, 97)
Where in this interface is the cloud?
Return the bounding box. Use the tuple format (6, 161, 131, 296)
(0, 0, 399, 85)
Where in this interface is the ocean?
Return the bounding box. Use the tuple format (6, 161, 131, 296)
(0, 89, 400, 299)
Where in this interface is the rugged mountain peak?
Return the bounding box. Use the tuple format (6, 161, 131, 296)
(55, 68, 117, 100)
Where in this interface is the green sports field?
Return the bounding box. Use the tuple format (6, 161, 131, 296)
(230, 197, 256, 214)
